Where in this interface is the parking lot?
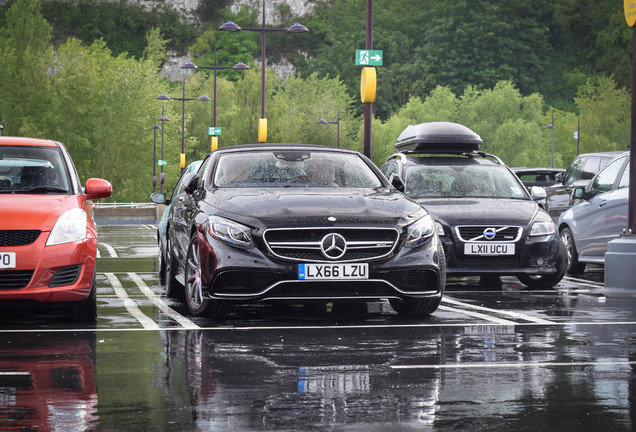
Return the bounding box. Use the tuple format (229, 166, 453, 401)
(0, 223, 634, 431)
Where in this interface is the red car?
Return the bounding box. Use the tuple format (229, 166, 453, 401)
(0, 137, 111, 320)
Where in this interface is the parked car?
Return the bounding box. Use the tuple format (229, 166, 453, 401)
(380, 122, 566, 289)
(558, 151, 630, 274)
(544, 151, 622, 221)
(0, 136, 112, 320)
(511, 167, 565, 190)
(156, 160, 203, 290)
(150, 144, 445, 318)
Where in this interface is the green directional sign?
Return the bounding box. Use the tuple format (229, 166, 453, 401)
(355, 49, 383, 66)
(157, 159, 167, 166)
(208, 127, 222, 136)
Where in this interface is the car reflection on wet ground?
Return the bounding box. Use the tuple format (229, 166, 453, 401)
(0, 224, 634, 431)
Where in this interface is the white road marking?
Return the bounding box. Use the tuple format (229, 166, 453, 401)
(128, 272, 199, 329)
(0, 320, 636, 334)
(438, 305, 517, 325)
(391, 360, 636, 370)
(563, 276, 605, 289)
(99, 242, 118, 258)
(442, 296, 555, 324)
(105, 272, 159, 330)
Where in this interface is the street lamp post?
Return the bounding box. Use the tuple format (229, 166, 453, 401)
(316, 107, 340, 148)
(182, 44, 249, 151)
(219, 0, 308, 143)
(157, 81, 211, 174)
(544, 111, 555, 168)
(158, 108, 169, 193)
(151, 116, 161, 193)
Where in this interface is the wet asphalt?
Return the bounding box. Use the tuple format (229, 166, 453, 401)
(0, 223, 634, 431)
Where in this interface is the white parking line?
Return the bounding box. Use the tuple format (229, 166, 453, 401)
(391, 360, 636, 370)
(99, 242, 118, 258)
(128, 272, 199, 329)
(105, 273, 159, 330)
(0, 320, 635, 334)
(438, 305, 517, 325)
(442, 296, 555, 324)
(563, 276, 605, 289)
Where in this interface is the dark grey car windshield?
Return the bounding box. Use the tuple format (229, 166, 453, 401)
(213, 150, 383, 188)
(404, 164, 527, 199)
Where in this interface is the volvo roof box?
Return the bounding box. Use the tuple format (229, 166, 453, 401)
(395, 122, 482, 153)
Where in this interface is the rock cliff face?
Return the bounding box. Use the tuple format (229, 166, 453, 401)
(0, 0, 318, 81)
(134, 0, 316, 25)
(228, 0, 316, 25)
(158, 0, 317, 81)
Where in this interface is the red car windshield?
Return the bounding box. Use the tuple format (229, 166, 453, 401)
(0, 145, 71, 194)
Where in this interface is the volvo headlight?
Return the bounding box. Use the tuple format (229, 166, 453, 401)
(207, 216, 254, 249)
(529, 219, 556, 237)
(405, 214, 436, 248)
(46, 208, 87, 246)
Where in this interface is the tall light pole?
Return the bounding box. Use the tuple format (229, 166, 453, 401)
(219, 0, 308, 143)
(317, 107, 340, 148)
(363, 0, 374, 159)
(544, 111, 555, 168)
(158, 108, 169, 193)
(157, 81, 211, 174)
(151, 117, 161, 193)
(182, 44, 249, 151)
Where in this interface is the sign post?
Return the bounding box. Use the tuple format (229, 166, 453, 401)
(604, 1, 636, 288)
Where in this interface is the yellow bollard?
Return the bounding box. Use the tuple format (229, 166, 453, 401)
(258, 118, 267, 143)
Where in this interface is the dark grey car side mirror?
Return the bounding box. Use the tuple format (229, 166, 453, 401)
(182, 172, 199, 195)
(388, 173, 405, 192)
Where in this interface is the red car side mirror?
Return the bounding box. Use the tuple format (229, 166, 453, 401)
(85, 178, 112, 200)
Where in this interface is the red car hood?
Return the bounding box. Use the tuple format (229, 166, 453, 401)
(0, 195, 88, 231)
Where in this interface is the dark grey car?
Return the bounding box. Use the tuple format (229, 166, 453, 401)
(380, 122, 566, 289)
(151, 144, 446, 318)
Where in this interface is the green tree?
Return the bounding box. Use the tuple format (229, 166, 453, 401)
(0, 0, 53, 136)
(419, 0, 551, 98)
(44, 38, 171, 201)
(143, 27, 168, 69)
(574, 76, 630, 154)
(269, 73, 355, 147)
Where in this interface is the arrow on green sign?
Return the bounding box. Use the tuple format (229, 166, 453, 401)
(208, 127, 222, 136)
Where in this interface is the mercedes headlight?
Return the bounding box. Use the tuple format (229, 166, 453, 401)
(207, 216, 254, 249)
(405, 214, 436, 248)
